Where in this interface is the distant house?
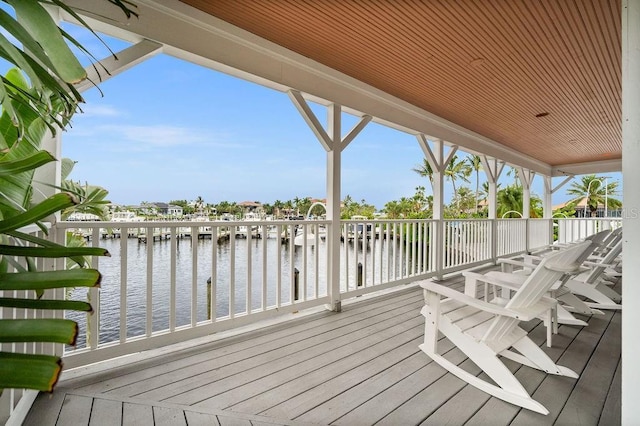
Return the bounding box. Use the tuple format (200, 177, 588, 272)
(151, 202, 184, 217)
(238, 201, 264, 218)
(553, 199, 621, 218)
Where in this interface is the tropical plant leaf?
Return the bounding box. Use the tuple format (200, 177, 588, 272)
(0, 268, 101, 291)
(0, 351, 62, 392)
(0, 150, 55, 176)
(6, 229, 97, 267)
(0, 297, 92, 312)
(8, 1, 87, 83)
(60, 157, 76, 181)
(0, 318, 78, 344)
(0, 192, 76, 233)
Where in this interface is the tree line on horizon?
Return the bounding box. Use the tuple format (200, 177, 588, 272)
(110, 154, 621, 221)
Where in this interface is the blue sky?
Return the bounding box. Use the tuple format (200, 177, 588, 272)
(5, 18, 623, 210)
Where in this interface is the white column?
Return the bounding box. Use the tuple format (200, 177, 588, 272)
(622, 0, 640, 422)
(480, 157, 505, 220)
(542, 176, 553, 219)
(326, 104, 342, 312)
(416, 136, 456, 279)
(519, 168, 534, 218)
(289, 90, 370, 312)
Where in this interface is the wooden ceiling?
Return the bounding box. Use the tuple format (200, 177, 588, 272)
(180, 0, 621, 168)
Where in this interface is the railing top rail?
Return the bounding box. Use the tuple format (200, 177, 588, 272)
(442, 218, 494, 223)
(342, 218, 435, 223)
(56, 219, 332, 228)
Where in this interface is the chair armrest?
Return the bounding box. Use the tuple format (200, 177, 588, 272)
(420, 281, 535, 320)
(510, 298, 557, 320)
(463, 271, 527, 290)
(582, 260, 617, 269)
(544, 262, 581, 274)
(497, 258, 536, 269)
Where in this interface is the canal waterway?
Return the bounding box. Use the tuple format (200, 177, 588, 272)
(67, 233, 408, 349)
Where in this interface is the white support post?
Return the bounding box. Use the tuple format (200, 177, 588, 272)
(481, 156, 505, 262)
(519, 168, 535, 252)
(543, 176, 554, 245)
(327, 103, 342, 312)
(622, 0, 640, 422)
(543, 176, 553, 219)
(289, 91, 369, 312)
(519, 168, 534, 219)
(416, 136, 456, 279)
(480, 156, 505, 220)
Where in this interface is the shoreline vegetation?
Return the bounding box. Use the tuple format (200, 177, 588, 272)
(72, 170, 620, 223)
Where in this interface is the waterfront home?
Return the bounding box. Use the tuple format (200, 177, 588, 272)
(2, 1, 634, 424)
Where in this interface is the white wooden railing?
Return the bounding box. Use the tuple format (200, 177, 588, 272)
(37, 216, 617, 371)
(556, 218, 622, 244)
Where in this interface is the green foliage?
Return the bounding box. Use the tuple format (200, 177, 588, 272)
(496, 184, 543, 218)
(341, 195, 376, 219)
(0, 0, 136, 393)
(565, 174, 621, 217)
(383, 186, 431, 219)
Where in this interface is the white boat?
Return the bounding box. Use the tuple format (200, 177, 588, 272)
(111, 211, 145, 222)
(236, 211, 262, 238)
(294, 202, 327, 246)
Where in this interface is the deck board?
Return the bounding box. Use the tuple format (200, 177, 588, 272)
(24, 272, 621, 426)
(555, 310, 621, 425)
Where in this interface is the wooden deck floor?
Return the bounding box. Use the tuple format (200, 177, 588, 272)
(25, 272, 621, 425)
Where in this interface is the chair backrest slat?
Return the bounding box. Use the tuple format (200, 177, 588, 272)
(585, 240, 623, 284)
(482, 241, 590, 342)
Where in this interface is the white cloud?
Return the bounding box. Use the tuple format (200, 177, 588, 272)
(79, 104, 122, 117)
(96, 124, 236, 149)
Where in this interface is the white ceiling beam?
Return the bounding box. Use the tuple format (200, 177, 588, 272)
(75, 39, 163, 93)
(552, 176, 574, 194)
(59, 0, 555, 175)
(551, 158, 622, 176)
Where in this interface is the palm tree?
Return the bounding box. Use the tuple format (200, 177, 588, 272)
(273, 199, 284, 218)
(194, 196, 205, 215)
(467, 155, 482, 213)
(566, 175, 621, 217)
(412, 158, 434, 185)
(497, 185, 543, 218)
(445, 155, 471, 211)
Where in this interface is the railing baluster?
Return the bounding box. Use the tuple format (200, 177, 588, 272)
(89, 227, 101, 348)
(262, 224, 268, 311)
(145, 226, 153, 337)
(121, 226, 129, 341)
(276, 224, 282, 308)
(229, 228, 236, 319)
(246, 224, 251, 314)
(211, 225, 218, 322)
(191, 226, 198, 326)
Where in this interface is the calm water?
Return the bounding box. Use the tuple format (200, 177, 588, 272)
(67, 234, 405, 348)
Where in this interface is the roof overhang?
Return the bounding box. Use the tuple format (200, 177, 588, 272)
(59, 0, 621, 177)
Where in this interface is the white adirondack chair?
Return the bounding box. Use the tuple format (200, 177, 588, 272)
(419, 240, 590, 415)
(564, 240, 622, 310)
(493, 229, 611, 328)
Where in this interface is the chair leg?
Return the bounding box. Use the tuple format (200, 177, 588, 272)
(557, 292, 603, 316)
(595, 282, 622, 303)
(421, 318, 550, 415)
(565, 280, 623, 310)
(509, 336, 578, 378)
